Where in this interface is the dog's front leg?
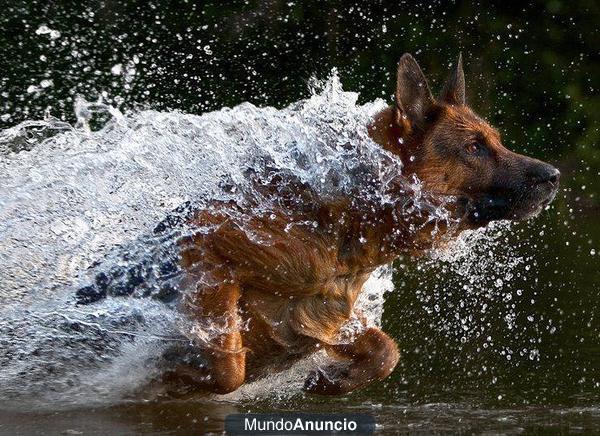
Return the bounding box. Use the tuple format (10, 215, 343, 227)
(173, 280, 246, 394)
(303, 327, 399, 395)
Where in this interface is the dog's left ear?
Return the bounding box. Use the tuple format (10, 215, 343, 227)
(395, 53, 435, 129)
(440, 53, 465, 106)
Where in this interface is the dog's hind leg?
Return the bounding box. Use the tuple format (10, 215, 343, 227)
(169, 280, 246, 394)
(303, 327, 399, 395)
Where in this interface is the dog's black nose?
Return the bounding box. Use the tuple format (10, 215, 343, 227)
(527, 163, 560, 186)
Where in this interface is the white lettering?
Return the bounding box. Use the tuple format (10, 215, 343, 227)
(244, 418, 257, 431)
(293, 418, 304, 430)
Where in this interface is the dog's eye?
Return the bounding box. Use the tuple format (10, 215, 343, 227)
(465, 143, 483, 155)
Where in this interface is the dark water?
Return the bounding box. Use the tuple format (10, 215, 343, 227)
(1, 399, 600, 434)
(1, 0, 598, 433)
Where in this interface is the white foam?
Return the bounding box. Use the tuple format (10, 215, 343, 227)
(0, 73, 417, 405)
(0, 72, 499, 406)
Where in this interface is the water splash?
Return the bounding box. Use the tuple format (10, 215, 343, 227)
(0, 73, 411, 406)
(0, 72, 500, 407)
(401, 220, 543, 369)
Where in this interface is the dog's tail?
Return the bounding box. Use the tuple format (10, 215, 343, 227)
(75, 202, 196, 305)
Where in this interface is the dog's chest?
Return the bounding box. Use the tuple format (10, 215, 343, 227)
(241, 272, 370, 347)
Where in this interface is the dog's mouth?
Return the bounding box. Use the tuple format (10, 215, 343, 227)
(460, 182, 559, 226)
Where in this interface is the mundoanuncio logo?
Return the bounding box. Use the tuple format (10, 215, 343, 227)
(225, 413, 375, 435)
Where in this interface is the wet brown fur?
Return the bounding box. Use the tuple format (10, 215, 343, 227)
(166, 54, 559, 395)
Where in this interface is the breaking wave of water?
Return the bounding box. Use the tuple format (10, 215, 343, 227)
(0, 73, 511, 408)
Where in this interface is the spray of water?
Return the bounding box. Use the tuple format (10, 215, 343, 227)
(0, 73, 514, 407)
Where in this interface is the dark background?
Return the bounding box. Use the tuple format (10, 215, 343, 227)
(1, 1, 598, 164)
(0, 0, 598, 416)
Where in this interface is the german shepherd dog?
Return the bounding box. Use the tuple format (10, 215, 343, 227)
(156, 54, 560, 395)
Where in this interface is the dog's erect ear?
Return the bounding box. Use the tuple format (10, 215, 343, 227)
(440, 53, 465, 106)
(395, 53, 434, 128)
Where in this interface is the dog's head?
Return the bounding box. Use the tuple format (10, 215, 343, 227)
(371, 54, 560, 226)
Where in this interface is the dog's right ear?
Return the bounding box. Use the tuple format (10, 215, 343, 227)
(395, 53, 434, 129)
(440, 53, 465, 106)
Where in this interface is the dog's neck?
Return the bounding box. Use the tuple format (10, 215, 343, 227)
(328, 195, 456, 272)
(315, 195, 458, 275)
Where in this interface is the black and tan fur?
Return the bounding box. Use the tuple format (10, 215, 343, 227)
(167, 54, 560, 395)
